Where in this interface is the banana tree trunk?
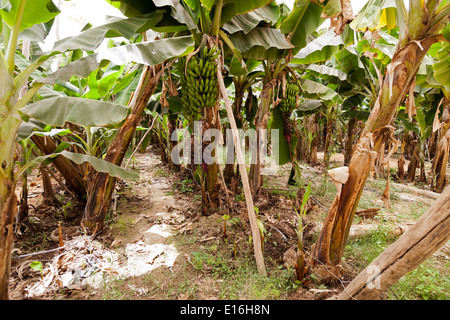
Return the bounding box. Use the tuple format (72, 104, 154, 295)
(0, 191, 17, 300)
(344, 117, 357, 165)
(323, 116, 334, 167)
(82, 65, 162, 234)
(0, 102, 20, 299)
(432, 103, 450, 192)
(311, 34, 442, 272)
(203, 105, 220, 212)
(432, 129, 450, 192)
(396, 154, 406, 180)
(249, 80, 275, 197)
(407, 145, 420, 182)
(31, 135, 86, 198)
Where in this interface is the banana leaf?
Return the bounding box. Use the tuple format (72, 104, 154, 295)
(222, 3, 280, 34)
(304, 64, 348, 84)
(19, 97, 130, 128)
(300, 78, 343, 105)
(350, 0, 400, 32)
(271, 105, 291, 166)
(229, 27, 293, 60)
(0, 0, 59, 32)
(279, 0, 324, 52)
(49, 13, 165, 54)
(433, 41, 450, 87)
(292, 29, 345, 65)
(16, 150, 138, 182)
(38, 36, 195, 85)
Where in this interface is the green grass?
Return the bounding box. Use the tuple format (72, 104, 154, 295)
(189, 248, 295, 299)
(387, 261, 450, 300)
(153, 167, 169, 178)
(343, 223, 399, 269)
(169, 221, 298, 300)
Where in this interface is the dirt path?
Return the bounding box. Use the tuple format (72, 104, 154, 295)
(8, 146, 449, 300)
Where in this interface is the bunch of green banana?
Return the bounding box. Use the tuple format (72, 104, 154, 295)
(244, 89, 259, 127)
(279, 82, 300, 113)
(178, 46, 220, 120)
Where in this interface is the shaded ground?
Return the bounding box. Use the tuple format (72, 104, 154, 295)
(8, 146, 450, 300)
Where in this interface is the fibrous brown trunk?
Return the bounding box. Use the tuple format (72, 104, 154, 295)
(311, 130, 380, 270)
(337, 184, 450, 300)
(432, 103, 450, 192)
(344, 118, 357, 165)
(31, 135, 86, 198)
(202, 105, 220, 213)
(249, 80, 275, 197)
(0, 191, 17, 300)
(311, 32, 442, 272)
(396, 155, 406, 180)
(407, 145, 420, 182)
(82, 65, 162, 234)
(39, 165, 60, 206)
(323, 118, 334, 167)
(432, 129, 450, 192)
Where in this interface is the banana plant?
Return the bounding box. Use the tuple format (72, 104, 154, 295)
(0, 0, 196, 299)
(397, 92, 442, 184)
(311, 0, 450, 275)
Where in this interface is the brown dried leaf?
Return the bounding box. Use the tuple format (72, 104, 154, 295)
(383, 161, 391, 210)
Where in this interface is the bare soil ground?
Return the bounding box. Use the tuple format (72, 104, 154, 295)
(8, 146, 450, 300)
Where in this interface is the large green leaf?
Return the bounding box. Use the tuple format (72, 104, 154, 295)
(14, 13, 167, 90)
(49, 13, 165, 54)
(152, 0, 198, 31)
(114, 69, 142, 105)
(0, 0, 59, 32)
(107, 0, 197, 31)
(106, 0, 158, 17)
(16, 118, 47, 141)
(397, 113, 420, 136)
(229, 27, 293, 60)
(331, 47, 370, 85)
(350, 0, 399, 32)
(19, 150, 138, 181)
(61, 151, 138, 181)
(19, 19, 55, 42)
(222, 3, 280, 34)
(341, 93, 366, 110)
(271, 105, 290, 165)
(300, 78, 343, 105)
(293, 99, 323, 117)
(305, 64, 348, 84)
(433, 41, 450, 87)
(341, 109, 370, 121)
(19, 96, 130, 127)
(279, 0, 324, 52)
(81, 64, 126, 100)
(201, 0, 272, 14)
(38, 36, 195, 85)
(228, 56, 261, 76)
(291, 29, 344, 65)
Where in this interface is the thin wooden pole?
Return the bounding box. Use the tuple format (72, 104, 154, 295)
(217, 59, 266, 276)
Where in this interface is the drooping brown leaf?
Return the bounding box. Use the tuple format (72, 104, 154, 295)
(383, 161, 391, 210)
(355, 208, 380, 219)
(326, 0, 354, 35)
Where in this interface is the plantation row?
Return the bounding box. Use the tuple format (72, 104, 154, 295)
(0, 0, 449, 300)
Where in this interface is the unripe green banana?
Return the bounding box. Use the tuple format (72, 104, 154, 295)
(178, 46, 220, 119)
